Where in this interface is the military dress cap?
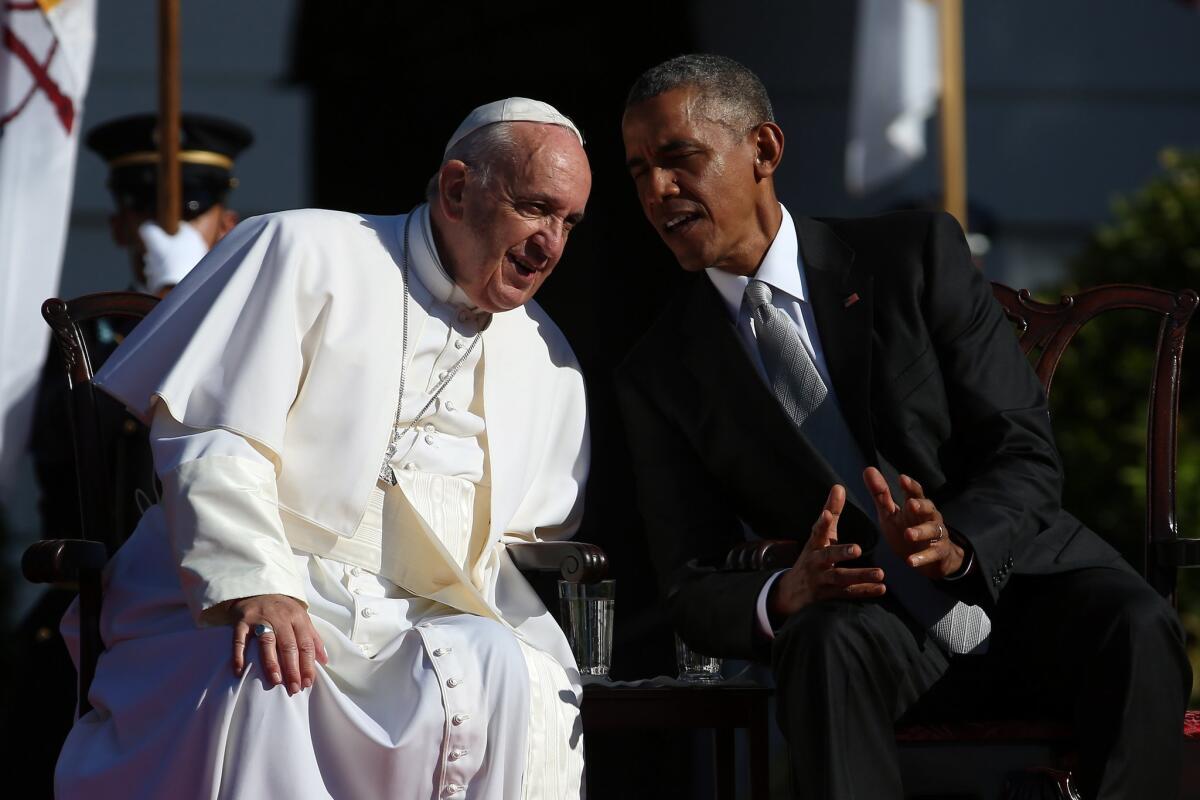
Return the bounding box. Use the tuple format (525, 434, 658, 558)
(86, 113, 253, 218)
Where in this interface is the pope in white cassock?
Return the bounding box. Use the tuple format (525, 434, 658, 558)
(54, 98, 594, 800)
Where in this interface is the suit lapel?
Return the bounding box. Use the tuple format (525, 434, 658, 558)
(796, 216, 877, 463)
(680, 275, 845, 497)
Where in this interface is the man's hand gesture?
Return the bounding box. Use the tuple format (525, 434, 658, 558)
(768, 485, 886, 619)
(863, 467, 965, 579)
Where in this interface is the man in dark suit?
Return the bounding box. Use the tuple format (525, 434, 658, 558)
(615, 54, 1190, 799)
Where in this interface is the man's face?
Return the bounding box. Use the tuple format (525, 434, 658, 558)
(449, 123, 591, 313)
(622, 87, 765, 274)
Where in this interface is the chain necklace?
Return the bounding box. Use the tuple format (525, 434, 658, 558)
(379, 212, 484, 485)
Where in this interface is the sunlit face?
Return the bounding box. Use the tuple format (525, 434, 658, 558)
(446, 123, 591, 312)
(622, 87, 769, 274)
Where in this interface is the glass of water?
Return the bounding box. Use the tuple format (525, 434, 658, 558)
(675, 633, 723, 684)
(557, 579, 616, 679)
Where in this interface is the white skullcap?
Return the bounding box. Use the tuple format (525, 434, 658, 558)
(444, 97, 583, 155)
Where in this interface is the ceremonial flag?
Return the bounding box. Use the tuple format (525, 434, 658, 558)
(0, 0, 96, 491)
(845, 0, 940, 195)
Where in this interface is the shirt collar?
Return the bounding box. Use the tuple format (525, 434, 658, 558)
(405, 203, 478, 310)
(705, 204, 806, 321)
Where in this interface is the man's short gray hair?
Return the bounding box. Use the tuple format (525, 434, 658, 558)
(625, 54, 774, 134)
(425, 121, 517, 201)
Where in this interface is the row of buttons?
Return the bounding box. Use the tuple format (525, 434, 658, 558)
(435, 641, 469, 798)
(990, 553, 1016, 586)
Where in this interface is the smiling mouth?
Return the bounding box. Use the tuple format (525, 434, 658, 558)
(507, 253, 537, 278)
(663, 212, 701, 235)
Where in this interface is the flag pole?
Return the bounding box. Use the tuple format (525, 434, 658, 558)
(156, 0, 180, 235)
(938, 0, 967, 229)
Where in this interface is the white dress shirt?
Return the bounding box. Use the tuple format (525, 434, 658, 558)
(705, 204, 829, 639)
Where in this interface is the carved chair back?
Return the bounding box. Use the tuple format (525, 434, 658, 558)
(991, 282, 1199, 599)
(33, 291, 159, 713)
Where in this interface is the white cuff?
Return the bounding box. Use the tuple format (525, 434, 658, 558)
(755, 569, 789, 640)
(942, 547, 975, 582)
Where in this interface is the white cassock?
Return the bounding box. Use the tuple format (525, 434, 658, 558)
(54, 204, 590, 799)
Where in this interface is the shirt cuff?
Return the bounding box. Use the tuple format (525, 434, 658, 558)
(755, 569, 789, 640)
(941, 532, 975, 582)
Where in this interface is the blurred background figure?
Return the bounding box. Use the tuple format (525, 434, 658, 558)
(85, 112, 252, 296)
(0, 112, 251, 800)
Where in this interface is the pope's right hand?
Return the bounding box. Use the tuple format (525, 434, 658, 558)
(227, 594, 328, 695)
(767, 485, 887, 621)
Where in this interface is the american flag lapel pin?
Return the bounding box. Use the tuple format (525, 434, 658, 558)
(843, 292, 861, 308)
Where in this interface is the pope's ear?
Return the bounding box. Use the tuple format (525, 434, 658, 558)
(752, 122, 784, 180)
(437, 160, 470, 221)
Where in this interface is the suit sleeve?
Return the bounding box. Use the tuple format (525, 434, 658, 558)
(615, 368, 775, 660)
(921, 212, 1063, 603)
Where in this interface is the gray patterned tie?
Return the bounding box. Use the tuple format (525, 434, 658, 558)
(745, 280, 828, 425)
(744, 279, 990, 655)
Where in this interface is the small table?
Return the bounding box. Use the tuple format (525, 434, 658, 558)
(581, 678, 772, 800)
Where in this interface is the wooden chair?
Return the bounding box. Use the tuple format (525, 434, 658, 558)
(726, 282, 1200, 798)
(22, 291, 609, 717)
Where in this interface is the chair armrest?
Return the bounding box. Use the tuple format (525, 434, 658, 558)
(724, 539, 800, 572)
(505, 541, 609, 583)
(22, 539, 108, 584)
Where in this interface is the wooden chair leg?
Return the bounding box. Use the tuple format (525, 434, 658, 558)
(713, 727, 735, 800)
(77, 568, 103, 717)
(749, 701, 770, 800)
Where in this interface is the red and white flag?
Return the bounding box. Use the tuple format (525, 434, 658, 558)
(845, 0, 940, 195)
(0, 0, 96, 490)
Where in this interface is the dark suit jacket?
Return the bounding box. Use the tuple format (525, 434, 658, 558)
(615, 210, 1127, 660)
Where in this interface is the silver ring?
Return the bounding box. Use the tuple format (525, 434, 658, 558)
(931, 523, 945, 543)
(253, 623, 275, 638)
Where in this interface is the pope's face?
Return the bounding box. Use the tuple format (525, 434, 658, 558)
(452, 124, 591, 312)
(622, 87, 764, 274)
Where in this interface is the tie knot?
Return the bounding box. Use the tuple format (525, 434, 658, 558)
(745, 279, 773, 310)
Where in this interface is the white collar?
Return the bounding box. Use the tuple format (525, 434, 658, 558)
(706, 204, 806, 321)
(407, 203, 478, 310)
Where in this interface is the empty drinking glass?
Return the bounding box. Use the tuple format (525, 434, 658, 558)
(558, 579, 616, 678)
(675, 633, 723, 683)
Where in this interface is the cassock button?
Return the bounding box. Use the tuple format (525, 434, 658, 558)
(424, 423, 436, 434)
(444, 785, 464, 796)
(350, 566, 362, 577)
(402, 462, 415, 471)
(444, 400, 456, 412)
(361, 607, 377, 618)
(447, 677, 463, 688)
(452, 713, 470, 725)
(438, 371, 450, 381)
(424, 435, 434, 445)
(449, 747, 469, 761)
(433, 647, 452, 657)
(454, 339, 465, 350)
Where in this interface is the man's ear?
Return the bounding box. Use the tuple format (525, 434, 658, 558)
(752, 122, 784, 180)
(437, 160, 470, 222)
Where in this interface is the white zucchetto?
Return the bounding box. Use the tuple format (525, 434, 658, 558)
(444, 97, 583, 154)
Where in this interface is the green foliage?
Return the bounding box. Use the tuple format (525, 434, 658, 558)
(1049, 149, 1200, 703)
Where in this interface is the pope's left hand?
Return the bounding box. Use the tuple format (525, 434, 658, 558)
(862, 467, 965, 579)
